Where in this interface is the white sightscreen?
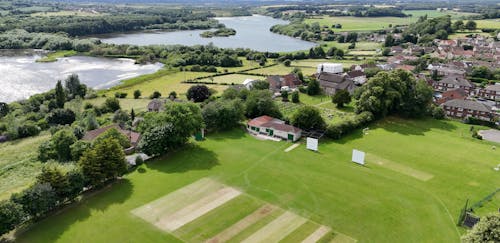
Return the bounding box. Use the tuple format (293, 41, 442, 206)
(306, 137, 318, 151)
(352, 149, 365, 165)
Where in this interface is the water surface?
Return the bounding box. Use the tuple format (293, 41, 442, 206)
(0, 50, 163, 103)
(98, 15, 316, 52)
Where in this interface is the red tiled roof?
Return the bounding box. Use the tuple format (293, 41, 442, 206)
(437, 88, 467, 104)
(264, 122, 302, 133)
(248, 116, 279, 127)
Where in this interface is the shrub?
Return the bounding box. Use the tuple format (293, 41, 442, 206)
(325, 111, 374, 139)
(114, 92, 127, 98)
(149, 91, 162, 99)
(291, 91, 300, 103)
(17, 121, 41, 138)
(133, 90, 141, 99)
(135, 156, 144, 166)
(0, 200, 26, 235)
(102, 97, 120, 113)
(431, 106, 445, 120)
(283, 59, 291, 67)
(47, 109, 76, 125)
(186, 85, 211, 102)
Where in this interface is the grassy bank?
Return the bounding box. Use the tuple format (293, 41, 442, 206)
(36, 50, 78, 63)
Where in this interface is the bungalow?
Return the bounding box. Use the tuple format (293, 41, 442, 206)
(247, 115, 302, 142)
(433, 76, 474, 94)
(317, 72, 355, 95)
(82, 124, 142, 153)
(267, 74, 302, 92)
(478, 84, 500, 101)
(441, 99, 493, 121)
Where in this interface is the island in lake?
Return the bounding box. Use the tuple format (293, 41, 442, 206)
(200, 27, 237, 38)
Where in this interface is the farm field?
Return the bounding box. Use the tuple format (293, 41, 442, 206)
(15, 117, 500, 242)
(475, 19, 500, 29)
(196, 74, 264, 84)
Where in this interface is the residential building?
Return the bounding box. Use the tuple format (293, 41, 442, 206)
(436, 88, 467, 104)
(247, 115, 302, 142)
(478, 84, 500, 101)
(433, 76, 474, 94)
(267, 74, 302, 91)
(441, 99, 492, 121)
(317, 72, 355, 95)
(82, 124, 142, 153)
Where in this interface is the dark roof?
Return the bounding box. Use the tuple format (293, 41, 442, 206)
(442, 99, 491, 112)
(462, 213, 480, 228)
(82, 124, 141, 145)
(317, 72, 346, 83)
(438, 76, 473, 87)
(266, 74, 301, 90)
(263, 122, 302, 134)
(485, 85, 500, 92)
(347, 70, 365, 78)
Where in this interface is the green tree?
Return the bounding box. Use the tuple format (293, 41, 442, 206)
(332, 90, 352, 108)
(251, 80, 270, 90)
(281, 91, 289, 102)
(0, 200, 25, 235)
(187, 85, 211, 102)
(0, 102, 9, 118)
(11, 183, 57, 219)
(36, 164, 68, 201)
(453, 20, 464, 31)
(113, 110, 130, 125)
(79, 138, 126, 187)
(221, 88, 239, 100)
(47, 108, 76, 125)
(290, 106, 326, 130)
(150, 91, 161, 99)
(384, 34, 394, 47)
(169, 91, 177, 99)
(52, 129, 77, 162)
(462, 214, 500, 243)
(70, 140, 91, 161)
(64, 74, 86, 99)
(202, 99, 244, 131)
(244, 90, 282, 118)
(55, 81, 66, 108)
(94, 128, 131, 149)
(465, 20, 477, 30)
(283, 59, 291, 67)
(291, 91, 300, 103)
(133, 90, 141, 99)
(102, 97, 120, 113)
(307, 79, 321, 95)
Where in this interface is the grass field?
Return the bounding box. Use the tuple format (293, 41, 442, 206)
(0, 133, 50, 200)
(305, 10, 479, 32)
(196, 74, 264, 84)
(15, 117, 500, 242)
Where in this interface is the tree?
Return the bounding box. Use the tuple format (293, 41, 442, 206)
(36, 165, 68, 202)
(0, 102, 8, 118)
(52, 129, 77, 162)
(47, 109, 76, 125)
(354, 69, 433, 118)
(251, 80, 270, 90)
(290, 106, 326, 130)
(307, 79, 321, 95)
(0, 200, 25, 235)
(83, 111, 99, 131)
(187, 85, 211, 102)
(64, 74, 86, 99)
(130, 109, 136, 122)
(169, 91, 177, 99)
(283, 59, 291, 67)
(94, 128, 131, 149)
(291, 91, 300, 103)
(79, 138, 126, 187)
(384, 34, 394, 47)
(102, 97, 120, 113)
(138, 102, 204, 156)
(281, 91, 289, 102)
(331, 90, 352, 108)
(221, 88, 239, 100)
(202, 99, 244, 131)
(244, 90, 282, 118)
(70, 140, 91, 161)
(453, 20, 464, 31)
(150, 91, 161, 99)
(55, 81, 66, 108)
(382, 47, 391, 56)
(462, 214, 500, 243)
(133, 90, 141, 99)
(465, 20, 477, 31)
(113, 110, 130, 125)
(11, 183, 57, 219)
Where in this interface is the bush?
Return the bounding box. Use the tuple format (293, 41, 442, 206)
(133, 90, 141, 99)
(70, 140, 91, 161)
(291, 91, 300, 103)
(17, 121, 41, 138)
(149, 91, 162, 99)
(290, 106, 325, 130)
(11, 183, 57, 219)
(0, 200, 26, 235)
(186, 85, 211, 102)
(114, 92, 127, 98)
(47, 109, 76, 125)
(102, 97, 121, 113)
(94, 128, 131, 149)
(52, 129, 77, 162)
(325, 111, 374, 139)
(431, 106, 445, 120)
(283, 59, 291, 67)
(135, 156, 144, 166)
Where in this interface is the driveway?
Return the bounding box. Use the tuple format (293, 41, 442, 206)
(478, 129, 500, 144)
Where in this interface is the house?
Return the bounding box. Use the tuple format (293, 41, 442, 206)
(82, 124, 142, 153)
(266, 74, 302, 91)
(436, 88, 467, 104)
(247, 115, 302, 142)
(147, 99, 166, 112)
(441, 99, 493, 121)
(317, 72, 356, 95)
(433, 76, 474, 94)
(390, 46, 404, 55)
(478, 84, 500, 101)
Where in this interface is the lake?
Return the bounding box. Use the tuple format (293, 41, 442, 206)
(0, 50, 163, 103)
(97, 15, 317, 52)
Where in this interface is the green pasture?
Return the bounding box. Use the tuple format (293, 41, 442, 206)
(15, 117, 500, 242)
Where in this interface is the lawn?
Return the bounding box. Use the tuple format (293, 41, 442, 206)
(15, 117, 500, 242)
(86, 98, 153, 113)
(0, 133, 50, 200)
(196, 74, 264, 84)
